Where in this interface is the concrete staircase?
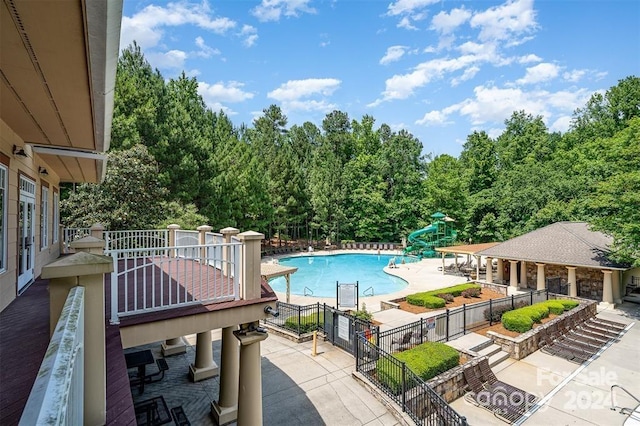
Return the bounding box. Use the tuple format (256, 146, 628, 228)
(470, 339, 510, 367)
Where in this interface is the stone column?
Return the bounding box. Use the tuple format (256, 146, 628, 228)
(212, 326, 240, 425)
(536, 263, 546, 291)
(70, 236, 106, 255)
(486, 257, 493, 283)
(167, 224, 180, 258)
(189, 331, 219, 382)
(509, 260, 519, 289)
(162, 336, 186, 357)
(567, 266, 577, 297)
(602, 270, 614, 304)
(235, 323, 268, 426)
(441, 252, 445, 276)
(237, 231, 265, 300)
(90, 223, 104, 240)
(198, 225, 213, 262)
(475, 255, 480, 281)
(520, 261, 527, 288)
(221, 227, 240, 276)
(496, 259, 504, 282)
(613, 271, 622, 304)
(42, 251, 113, 426)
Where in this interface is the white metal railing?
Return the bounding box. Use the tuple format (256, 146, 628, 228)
(62, 227, 92, 252)
(107, 241, 242, 324)
(104, 229, 168, 254)
(175, 230, 198, 247)
(20, 287, 85, 425)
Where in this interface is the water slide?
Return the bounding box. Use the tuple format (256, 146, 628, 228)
(405, 224, 438, 256)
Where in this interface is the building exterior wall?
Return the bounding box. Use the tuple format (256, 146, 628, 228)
(522, 261, 613, 301)
(0, 119, 61, 312)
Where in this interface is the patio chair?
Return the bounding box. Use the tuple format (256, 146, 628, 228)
(478, 359, 538, 406)
(582, 320, 622, 339)
(589, 317, 626, 331)
(463, 367, 519, 423)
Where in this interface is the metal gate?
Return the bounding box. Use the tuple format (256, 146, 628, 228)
(323, 305, 377, 356)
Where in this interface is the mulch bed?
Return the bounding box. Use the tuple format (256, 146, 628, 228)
(397, 288, 507, 314)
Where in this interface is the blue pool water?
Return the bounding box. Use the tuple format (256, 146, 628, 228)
(269, 254, 416, 297)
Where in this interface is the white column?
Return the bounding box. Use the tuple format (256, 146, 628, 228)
(520, 261, 527, 288)
(486, 257, 493, 283)
(612, 271, 622, 303)
(475, 255, 480, 281)
(167, 224, 180, 258)
(236, 324, 268, 426)
(496, 259, 504, 282)
(212, 326, 239, 425)
(602, 270, 614, 304)
(189, 331, 219, 382)
(509, 260, 519, 289)
(567, 266, 577, 297)
(441, 252, 445, 275)
(237, 231, 265, 300)
(536, 263, 545, 291)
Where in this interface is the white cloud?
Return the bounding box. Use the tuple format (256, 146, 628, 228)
(387, 0, 439, 16)
(451, 66, 480, 86)
(252, 0, 316, 22)
(431, 8, 471, 34)
(550, 115, 572, 133)
(470, 0, 537, 43)
(120, 2, 236, 50)
(517, 62, 560, 84)
(415, 110, 451, 125)
(194, 36, 219, 58)
(268, 78, 341, 101)
(519, 54, 542, 64)
(198, 80, 254, 113)
(240, 25, 258, 47)
(397, 16, 418, 30)
(146, 50, 188, 70)
(268, 78, 341, 113)
(380, 46, 408, 65)
(563, 69, 587, 83)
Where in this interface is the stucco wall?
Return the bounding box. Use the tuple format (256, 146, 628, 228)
(1, 119, 61, 312)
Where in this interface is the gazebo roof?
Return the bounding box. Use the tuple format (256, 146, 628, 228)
(260, 263, 298, 279)
(435, 242, 500, 256)
(476, 222, 627, 270)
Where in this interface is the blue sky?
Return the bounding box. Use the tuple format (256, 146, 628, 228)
(120, 0, 640, 157)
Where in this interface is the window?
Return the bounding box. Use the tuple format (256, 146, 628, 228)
(41, 185, 49, 249)
(53, 190, 59, 243)
(0, 165, 6, 272)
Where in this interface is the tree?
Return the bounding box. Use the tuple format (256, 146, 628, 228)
(61, 145, 167, 230)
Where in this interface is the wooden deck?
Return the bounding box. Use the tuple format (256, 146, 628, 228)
(0, 257, 277, 425)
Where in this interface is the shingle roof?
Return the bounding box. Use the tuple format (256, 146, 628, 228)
(476, 222, 627, 270)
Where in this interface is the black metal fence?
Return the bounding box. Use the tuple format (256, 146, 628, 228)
(355, 335, 468, 426)
(377, 289, 549, 353)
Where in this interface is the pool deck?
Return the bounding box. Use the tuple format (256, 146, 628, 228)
(265, 249, 472, 323)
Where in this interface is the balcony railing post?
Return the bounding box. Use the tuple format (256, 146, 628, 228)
(198, 225, 213, 263)
(42, 252, 113, 426)
(237, 231, 265, 300)
(167, 224, 180, 258)
(221, 227, 240, 276)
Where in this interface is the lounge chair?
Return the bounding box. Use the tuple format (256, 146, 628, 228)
(463, 366, 519, 423)
(478, 359, 538, 406)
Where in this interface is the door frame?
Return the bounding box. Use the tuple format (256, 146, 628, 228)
(18, 175, 36, 293)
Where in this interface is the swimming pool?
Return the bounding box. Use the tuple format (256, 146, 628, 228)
(268, 254, 416, 298)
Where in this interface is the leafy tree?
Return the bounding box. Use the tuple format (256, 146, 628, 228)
(61, 145, 167, 230)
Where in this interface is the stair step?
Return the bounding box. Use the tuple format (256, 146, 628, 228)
(488, 351, 511, 367)
(477, 343, 502, 358)
(469, 339, 494, 353)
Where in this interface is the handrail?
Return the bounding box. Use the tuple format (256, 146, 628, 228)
(363, 286, 374, 297)
(611, 384, 640, 414)
(304, 286, 314, 296)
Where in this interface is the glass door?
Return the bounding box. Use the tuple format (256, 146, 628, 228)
(18, 177, 36, 292)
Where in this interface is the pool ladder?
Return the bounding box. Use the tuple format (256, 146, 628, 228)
(363, 286, 374, 297)
(611, 385, 640, 416)
(304, 286, 314, 296)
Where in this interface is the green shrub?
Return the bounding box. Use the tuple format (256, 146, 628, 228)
(406, 283, 481, 307)
(284, 312, 323, 333)
(502, 311, 534, 333)
(554, 299, 579, 310)
(483, 300, 527, 322)
(376, 342, 459, 394)
(520, 304, 549, 323)
(544, 301, 566, 315)
(437, 293, 454, 303)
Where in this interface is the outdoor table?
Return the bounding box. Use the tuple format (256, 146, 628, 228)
(133, 395, 172, 425)
(125, 349, 155, 395)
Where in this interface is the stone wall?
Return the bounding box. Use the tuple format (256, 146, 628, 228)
(479, 282, 508, 296)
(486, 300, 597, 360)
(381, 300, 400, 311)
(426, 355, 485, 403)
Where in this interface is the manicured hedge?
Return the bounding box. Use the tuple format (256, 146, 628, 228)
(406, 283, 481, 308)
(284, 312, 324, 333)
(376, 342, 459, 394)
(502, 299, 579, 333)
